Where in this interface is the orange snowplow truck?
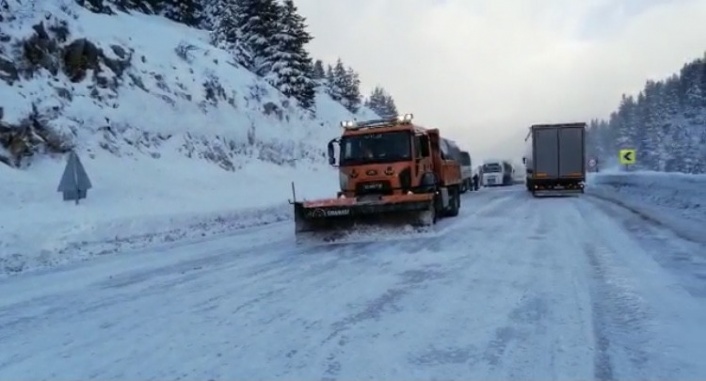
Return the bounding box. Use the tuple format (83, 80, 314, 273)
(291, 113, 463, 240)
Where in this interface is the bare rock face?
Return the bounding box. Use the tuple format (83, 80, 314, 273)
(8, 18, 131, 85)
(0, 106, 73, 167)
(0, 56, 18, 84)
(0, 16, 133, 168)
(62, 38, 101, 82)
(21, 22, 62, 77)
(61, 38, 131, 83)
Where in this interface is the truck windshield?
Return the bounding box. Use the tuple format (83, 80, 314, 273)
(340, 131, 412, 165)
(483, 163, 501, 172)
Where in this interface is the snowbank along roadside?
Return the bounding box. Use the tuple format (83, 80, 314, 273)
(587, 171, 706, 245)
(0, 0, 378, 276)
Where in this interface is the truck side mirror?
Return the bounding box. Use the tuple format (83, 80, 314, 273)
(327, 139, 337, 166)
(522, 157, 526, 164)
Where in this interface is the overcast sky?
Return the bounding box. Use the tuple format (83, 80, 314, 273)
(295, 0, 706, 163)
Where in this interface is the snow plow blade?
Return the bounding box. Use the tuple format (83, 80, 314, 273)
(293, 193, 436, 245)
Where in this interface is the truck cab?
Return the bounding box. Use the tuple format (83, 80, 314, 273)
(481, 159, 513, 186)
(328, 114, 461, 199)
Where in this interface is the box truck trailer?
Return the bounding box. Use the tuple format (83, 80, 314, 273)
(523, 122, 586, 196)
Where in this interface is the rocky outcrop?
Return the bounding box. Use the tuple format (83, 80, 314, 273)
(0, 16, 133, 167)
(0, 105, 72, 167)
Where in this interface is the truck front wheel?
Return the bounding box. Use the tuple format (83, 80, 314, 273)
(446, 186, 460, 217)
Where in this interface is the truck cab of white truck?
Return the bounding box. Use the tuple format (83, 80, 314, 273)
(481, 159, 513, 186)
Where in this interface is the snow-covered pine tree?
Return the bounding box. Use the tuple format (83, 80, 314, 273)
(587, 53, 706, 173)
(312, 60, 325, 81)
(267, 0, 316, 109)
(659, 76, 682, 171)
(364, 86, 384, 115)
(200, 0, 219, 29)
(338, 65, 361, 113)
(382, 94, 398, 118)
(680, 59, 705, 172)
(108, 0, 161, 14)
(210, 0, 251, 68)
(365, 86, 397, 118)
(75, 0, 111, 14)
(237, 0, 281, 76)
(640, 80, 665, 170)
(161, 0, 205, 27)
(326, 62, 342, 101)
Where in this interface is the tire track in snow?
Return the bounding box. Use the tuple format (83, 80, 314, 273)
(577, 196, 706, 380)
(459, 196, 587, 380)
(572, 199, 657, 380)
(10, 187, 689, 380)
(585, 195, 706, 298)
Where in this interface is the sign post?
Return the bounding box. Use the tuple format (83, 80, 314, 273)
(588, 157, 597, 172)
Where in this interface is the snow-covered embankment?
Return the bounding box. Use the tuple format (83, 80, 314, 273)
(587, 171, 706, 244)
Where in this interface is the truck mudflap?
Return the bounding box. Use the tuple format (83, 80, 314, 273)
(293, 193, 436, 243)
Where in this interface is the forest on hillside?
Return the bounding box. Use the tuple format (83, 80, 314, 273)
(76, 0, 398, 116)
(587, 53, 706, 174)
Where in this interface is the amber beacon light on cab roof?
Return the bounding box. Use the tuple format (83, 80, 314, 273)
(289, 113, 465, 244)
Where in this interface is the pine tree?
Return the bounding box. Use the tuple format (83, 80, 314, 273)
(312, 60, 325, 81)
(382, 94, 398, 117)
(585, 53, 706, 174)
(75, 0, 110, 13)
(237, 0, 282, 76)
(200, 0, 220, 29)
(340, 66, 362, 113)
(162, 0, 204, 27)
(267, 0, 316, 109)
(364, 86, 384, 115)
(108, 0, 161, 14)
(210, 0, 251, 67)
(326, 62, 342, 101)
(365, 86, 397, 117)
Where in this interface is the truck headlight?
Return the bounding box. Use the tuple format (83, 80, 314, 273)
(339, 172, 348, 189)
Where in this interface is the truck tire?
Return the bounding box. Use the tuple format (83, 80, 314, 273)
(446, 186, 460, 217)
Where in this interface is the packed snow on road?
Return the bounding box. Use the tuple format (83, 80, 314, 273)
(1, 178, 706, 380)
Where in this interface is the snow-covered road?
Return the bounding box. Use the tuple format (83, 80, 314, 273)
(1, 187, 705, 380)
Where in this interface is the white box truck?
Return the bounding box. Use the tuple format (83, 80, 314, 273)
(523, 123, 586, 196)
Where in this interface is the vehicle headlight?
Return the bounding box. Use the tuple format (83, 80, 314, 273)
(339, 172, 348, 189)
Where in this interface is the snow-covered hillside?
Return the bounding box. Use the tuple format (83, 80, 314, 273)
(0, 0, 378, 274)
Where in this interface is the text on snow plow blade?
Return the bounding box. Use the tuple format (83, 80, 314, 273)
(290, 113, 464, 242)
